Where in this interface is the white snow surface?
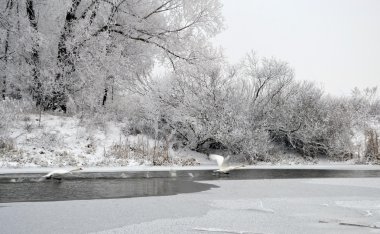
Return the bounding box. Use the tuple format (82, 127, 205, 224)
(1, 178, 380, 234)
(1, 114, 206, 168)
(1, 113, 379, 169)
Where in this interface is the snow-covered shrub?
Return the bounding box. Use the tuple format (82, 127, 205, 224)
(132, 56, 296, 162)
(55, 151, 85, 167)
(107, 136, 160, 165)
(268, 82, 356, 160)
(0, 98, 34, 133)
(364, 129, 380, 163)
(345, 87, 380, 163)
(0, 137, 15, 151)
(23, 120, 33, 133)
(31, 131, 65, 149)
(78, 111, 108, 132)
(106, 134, 199, 166)
(0, 149, 85, 168)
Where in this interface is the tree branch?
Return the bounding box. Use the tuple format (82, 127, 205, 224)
(109, 29, 190, 62)
(80, 0, 98, 19)
(143, 0, 174, 19)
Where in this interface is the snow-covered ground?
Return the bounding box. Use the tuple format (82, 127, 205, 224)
(1, 114, 206, 168)
(1, 177, 380, 234)
(1, 113, 379, 169)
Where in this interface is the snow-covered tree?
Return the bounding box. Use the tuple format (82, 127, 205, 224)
(1, 0, 224, 112)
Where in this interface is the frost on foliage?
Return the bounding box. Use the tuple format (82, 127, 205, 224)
(1, 1, 380, 168)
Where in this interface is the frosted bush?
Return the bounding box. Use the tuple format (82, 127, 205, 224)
(0, 99, 34, 133)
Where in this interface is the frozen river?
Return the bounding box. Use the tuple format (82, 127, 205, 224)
(1, 169, 380, 233)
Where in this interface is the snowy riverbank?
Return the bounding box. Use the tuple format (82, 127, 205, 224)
(1, 113, 379, 169)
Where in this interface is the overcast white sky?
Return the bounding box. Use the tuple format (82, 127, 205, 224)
(213, 0, 380, 95)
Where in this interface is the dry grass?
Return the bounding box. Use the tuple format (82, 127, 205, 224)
(0, 99, 35, 131)
(0, 137, 15, 151)
(108, 136, 169, 165)
(107, 135, 199, 166)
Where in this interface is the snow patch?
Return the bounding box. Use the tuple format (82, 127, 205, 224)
(0, 114, 200, 168)
(193, 227, 253, 234)
(211, 199, 274, 213)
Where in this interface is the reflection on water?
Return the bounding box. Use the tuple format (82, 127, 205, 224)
(206, 168, 380, 180)
(1, 168, 379, 203)
(0, 178, 218, 203)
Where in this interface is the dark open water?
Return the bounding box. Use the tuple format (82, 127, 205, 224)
(1, 169, 380, 203)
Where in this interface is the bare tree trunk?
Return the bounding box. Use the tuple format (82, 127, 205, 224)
(49, 0, 82, 112)
(1, 30, 10, 100)
(26, 0, 42, 106)
(1, 0, 14, 100)
(57, 0, 81, 76)
(102, 88, 108, 106)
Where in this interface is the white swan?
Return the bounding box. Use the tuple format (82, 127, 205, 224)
(209, 154, 244, 173)
(43, 167, 83, 180)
